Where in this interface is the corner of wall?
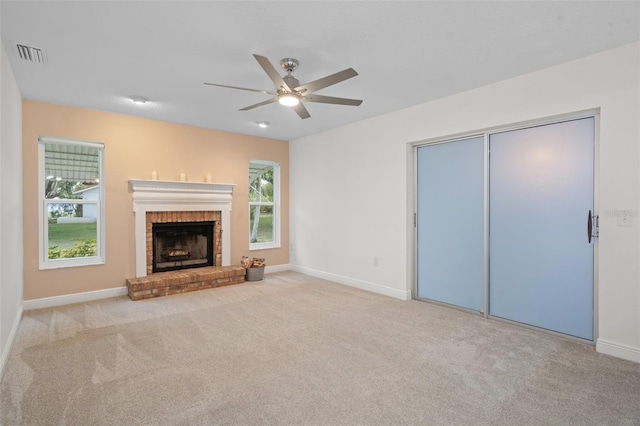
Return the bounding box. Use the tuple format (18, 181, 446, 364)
(0, 39, 25, 379)
(0, 307, 22, 380)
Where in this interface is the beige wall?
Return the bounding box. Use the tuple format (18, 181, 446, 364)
(22, 100, 289, 300)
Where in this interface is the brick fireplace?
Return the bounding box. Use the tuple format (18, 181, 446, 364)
(146, 211, 221, 275)
(129, 179, 234, 276)
(127, 179, 245, 300)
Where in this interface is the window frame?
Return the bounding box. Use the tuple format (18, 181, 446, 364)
(249, 160, 280, 251)
(38, 136, 106, 269)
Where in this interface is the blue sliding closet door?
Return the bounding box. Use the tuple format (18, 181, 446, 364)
(489, 118, 594, 340)
(417, 137, 484, 311)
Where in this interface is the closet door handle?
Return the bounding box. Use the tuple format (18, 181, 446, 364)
(587, 210, 593, 243)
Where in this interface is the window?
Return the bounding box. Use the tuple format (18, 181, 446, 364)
(249, 160, 280, 250)
(38, 137, 105, 269)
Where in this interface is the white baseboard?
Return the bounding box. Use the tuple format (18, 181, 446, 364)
(0, 306, 23, 380)
(23, 266, 293, 311)
(291, 265, 411, 301)
(265, 264, 291, 274)
(23, 286, 128, 311)
(596, 338, 640, 363)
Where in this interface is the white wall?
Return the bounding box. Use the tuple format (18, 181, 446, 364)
(290, 42, 640, 362)
(80, 185, 99, 218)
(0, 39, 24, 376)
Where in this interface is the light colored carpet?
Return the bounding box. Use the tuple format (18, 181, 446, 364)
(1, 271, 639, 425)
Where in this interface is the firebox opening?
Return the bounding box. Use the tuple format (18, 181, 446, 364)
(152, 221, 214, 273)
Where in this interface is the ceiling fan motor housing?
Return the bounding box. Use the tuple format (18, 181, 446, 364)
(282, 75, 300, 93)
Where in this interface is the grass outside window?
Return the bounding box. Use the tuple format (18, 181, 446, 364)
(250, 213, 273, 243)
(47, 222, 97, 259)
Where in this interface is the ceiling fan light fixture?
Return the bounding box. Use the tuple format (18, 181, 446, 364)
(278, 93, 299, 107)
(204, 54, 361, 120)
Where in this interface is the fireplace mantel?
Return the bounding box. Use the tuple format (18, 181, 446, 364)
(129, 179, 235, 277)
(129, 179, 234, 195)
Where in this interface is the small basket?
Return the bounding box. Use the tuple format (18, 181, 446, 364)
(245, 267, 265, 281)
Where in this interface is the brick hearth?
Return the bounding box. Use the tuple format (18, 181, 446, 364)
(126, 266, 245, 301)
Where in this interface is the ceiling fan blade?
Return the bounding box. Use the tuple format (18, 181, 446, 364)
(292, 102, 311, 119)
(303, 94, 362, 106)
(204, 82, 276, 95)
(295, 68, 358, 94)
(239, 97, 278, 111)
(253, 54, 292, 92)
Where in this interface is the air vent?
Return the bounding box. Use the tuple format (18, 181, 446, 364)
(14, 43, 47, 64)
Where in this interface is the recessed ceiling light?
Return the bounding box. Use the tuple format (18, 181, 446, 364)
(257, 121, 270, 128)
(130, 95, 148, 104)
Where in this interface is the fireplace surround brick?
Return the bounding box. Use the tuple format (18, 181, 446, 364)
(145, 211, 222, 276)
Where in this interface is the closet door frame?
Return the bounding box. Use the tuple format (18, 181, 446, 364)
(411, 109, 600, 344)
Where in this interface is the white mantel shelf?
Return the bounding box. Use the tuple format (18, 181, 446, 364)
(129, 179, 235, 194)
(129, 179, 235, 277)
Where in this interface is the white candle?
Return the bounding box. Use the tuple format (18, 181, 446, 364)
(205, 174, 212, 183)
(179, 173, 186, 182)
(151, 170, 158, 180)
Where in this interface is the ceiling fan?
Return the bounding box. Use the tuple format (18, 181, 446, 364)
(204, 54, 362, 119)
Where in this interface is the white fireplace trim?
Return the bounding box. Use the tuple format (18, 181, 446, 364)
(129, 179, 235, 277)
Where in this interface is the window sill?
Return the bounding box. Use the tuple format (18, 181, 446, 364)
(39, 257, 105, 270)
(249, 243, 281, 251)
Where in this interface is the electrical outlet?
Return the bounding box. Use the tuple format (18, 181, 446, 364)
(373, 256, 379, 267)
(618, 215, 633, 227)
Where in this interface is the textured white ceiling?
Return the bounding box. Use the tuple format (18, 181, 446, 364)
(2, 1, 639, 141)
